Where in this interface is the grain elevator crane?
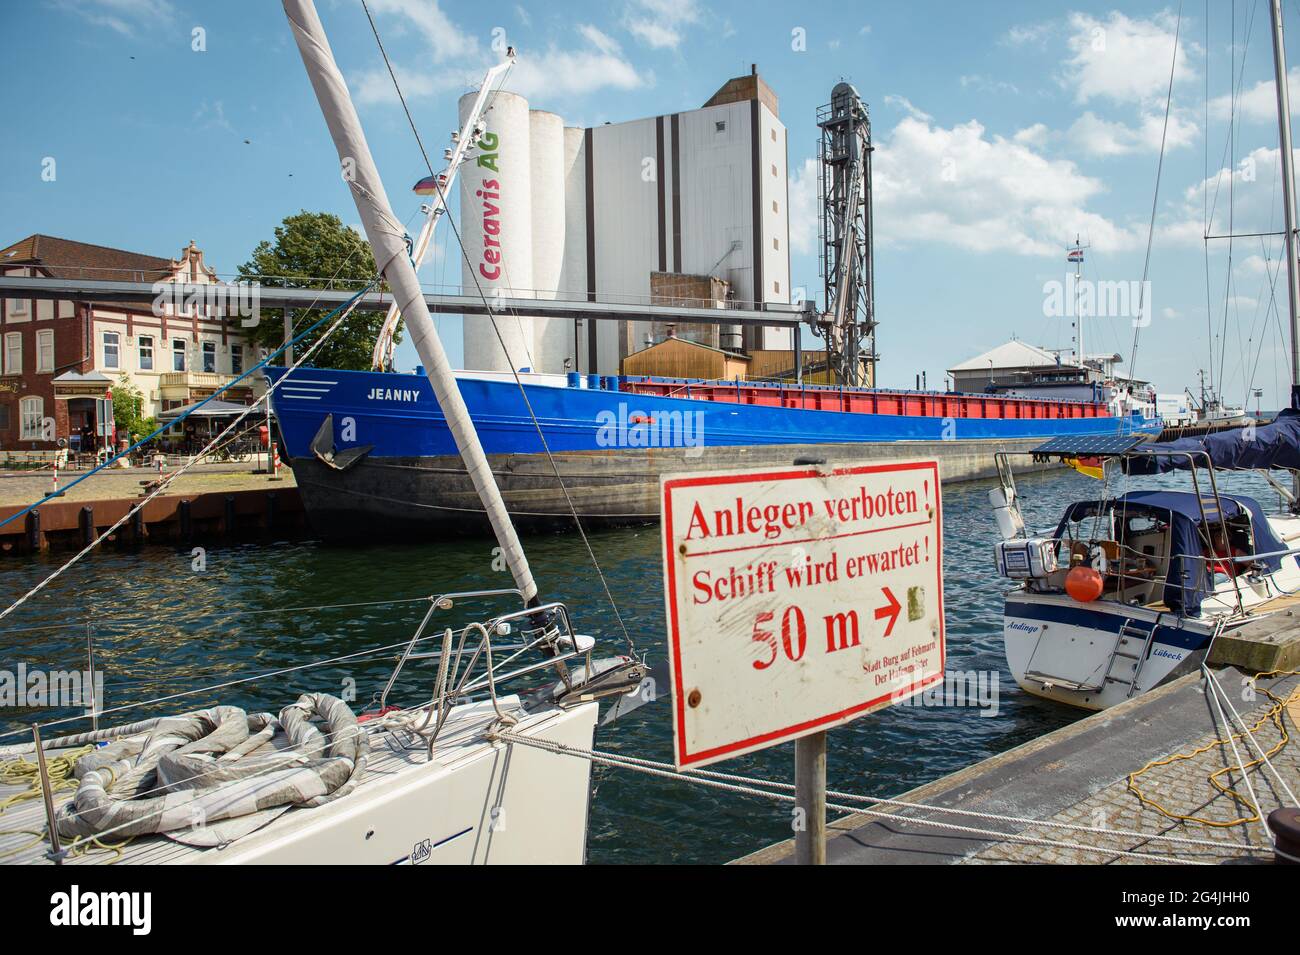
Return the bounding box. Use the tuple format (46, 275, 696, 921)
(814, 82, 876, 386)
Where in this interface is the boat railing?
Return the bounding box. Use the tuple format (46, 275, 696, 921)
(376, 588, 592, 730)
(1025, 529, 1300, 614)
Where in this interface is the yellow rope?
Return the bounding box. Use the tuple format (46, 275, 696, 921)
(0, 745, 131, 862)
(1127, 669, 1300, 828)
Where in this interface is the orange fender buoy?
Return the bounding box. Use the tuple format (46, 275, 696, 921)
(1065, 565, 1104, 602)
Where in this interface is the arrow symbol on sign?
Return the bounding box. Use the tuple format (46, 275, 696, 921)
(875, 587, 901, 637)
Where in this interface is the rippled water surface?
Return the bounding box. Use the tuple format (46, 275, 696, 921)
(0, 466, 1283, 863)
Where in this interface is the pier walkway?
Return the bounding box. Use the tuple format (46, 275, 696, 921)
(739, 667, 1299, 865)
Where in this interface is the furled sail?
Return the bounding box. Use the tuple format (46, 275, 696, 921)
(1125, 409, 1300, 474)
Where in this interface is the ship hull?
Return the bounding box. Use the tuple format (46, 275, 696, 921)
(266, 368, 1162, 539)
(289, 437, 1069, 538)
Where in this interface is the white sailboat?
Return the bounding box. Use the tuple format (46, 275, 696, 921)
(0, 0, 641, 865)
(990, 0, 1300, 712)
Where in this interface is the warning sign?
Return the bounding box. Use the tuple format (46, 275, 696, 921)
(661, 460, 944, 769)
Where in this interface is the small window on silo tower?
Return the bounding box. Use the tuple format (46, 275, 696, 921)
(715, 121, 726, 132)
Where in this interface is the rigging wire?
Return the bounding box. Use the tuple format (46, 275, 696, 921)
(1127, 1, 1185, 385)
(360, 0, 636, 655)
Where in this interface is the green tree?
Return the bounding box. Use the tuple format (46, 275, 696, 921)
(236, 211, 394, 370)
(111, 373, 155, 440)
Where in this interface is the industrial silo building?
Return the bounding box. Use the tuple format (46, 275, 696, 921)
(459, 66, 792, 376)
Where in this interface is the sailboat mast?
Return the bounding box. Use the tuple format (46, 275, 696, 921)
(1270, 0, 1300, 407)
(282, 0, 538, 602)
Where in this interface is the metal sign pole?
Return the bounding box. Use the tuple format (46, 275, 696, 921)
(794, 730, 827, 864)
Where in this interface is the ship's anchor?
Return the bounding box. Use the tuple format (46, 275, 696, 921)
(310, 414, 374, 472)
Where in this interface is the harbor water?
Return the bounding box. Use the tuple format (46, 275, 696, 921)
(0, 466, 1286, 864)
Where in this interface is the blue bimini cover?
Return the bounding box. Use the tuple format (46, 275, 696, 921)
(1054, 490, 1284, 616)
(1125, 408, 1300, 474)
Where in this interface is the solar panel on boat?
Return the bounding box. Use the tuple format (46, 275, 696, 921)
(1031, 434, 1149, 457)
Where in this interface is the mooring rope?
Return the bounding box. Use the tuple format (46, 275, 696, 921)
(494, 730, 1274, 864)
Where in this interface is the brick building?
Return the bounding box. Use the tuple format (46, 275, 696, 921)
(0, 235, 258, 451)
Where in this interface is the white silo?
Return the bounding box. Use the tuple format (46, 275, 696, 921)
(459, 89, 535, 373)
(528, 109, 567, 372)
(558, 126, 588, 370)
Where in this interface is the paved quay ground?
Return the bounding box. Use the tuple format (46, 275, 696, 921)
(0, 462, 294, 507)
(740, 668, 1299, 865)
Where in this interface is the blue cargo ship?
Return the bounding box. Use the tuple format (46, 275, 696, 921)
(264, 366, 1162, 539)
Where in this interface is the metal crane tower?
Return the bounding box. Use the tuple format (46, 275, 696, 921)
(815, 82, 876, 386)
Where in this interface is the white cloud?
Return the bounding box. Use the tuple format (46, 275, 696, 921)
(52, 0, 175, 36)
(352, 64, 454, 107)
(1181, 146, 1299, 236)
(579, 24, 621, 56)
(872, 113, 1146, 256)
(959, 74, 1019, 96)
(364, 0, 479, 62)
(506, 31, 647, 98)
(1013, 123, 1051, 148)
(627, 20, 681, 50)
(1066, 109, 1197, 157)
(1003, 22, 1051, 47)
(883, 95, 932, 123)
(625, 0, 700, 50)
(1208, 67, 1300, 124)
(352, 9, 647, 106)
(788, 158, 819, 256)
(1061, 11, 1192, 106)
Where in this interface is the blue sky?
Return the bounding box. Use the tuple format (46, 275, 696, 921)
(3, 1, 1300, 409)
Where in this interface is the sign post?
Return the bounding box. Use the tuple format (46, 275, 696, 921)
(794, 730, 827, 864)
(661, 458, 944, 862)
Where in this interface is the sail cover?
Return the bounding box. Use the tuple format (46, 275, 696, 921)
(1124, 408, 1300, 474)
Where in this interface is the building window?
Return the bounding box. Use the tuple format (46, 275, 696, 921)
(4, 332, 21, 374)
(772, 200, 779, 214)
(20, 396, 43, 440)
(231, 343, 243, 375)
(0, 404, 8, 431)
(7, 297, 27, 318)
(770, 128, 777, 142)
(36, 329, 53, 373)
(773, 280, 781, 294)
(139, 336, 154, 371)
(172, 338, 186, 372)
(102, 331, 120, 369)
(715, 120, 726, 132)
(771, 163, 777, 176)
(202, 341, 216, 373)
(773, 237, 780, 251)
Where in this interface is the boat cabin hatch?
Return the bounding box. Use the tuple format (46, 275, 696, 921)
(1049, 490, 1286, 615)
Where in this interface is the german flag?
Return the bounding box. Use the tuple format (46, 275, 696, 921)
(1065, 455, 1105, 480)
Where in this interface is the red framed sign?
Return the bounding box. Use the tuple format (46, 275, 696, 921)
(661, 460, 945, 769)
